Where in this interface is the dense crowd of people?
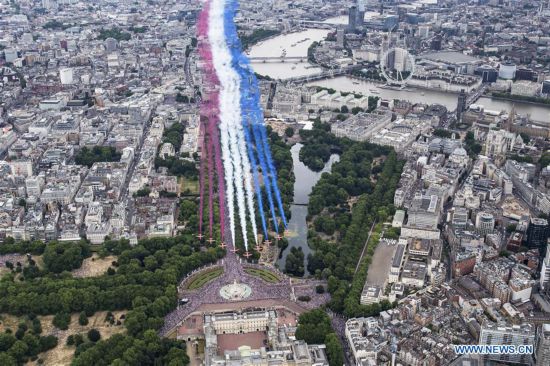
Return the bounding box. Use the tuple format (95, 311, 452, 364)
(160, 247, 330, 336)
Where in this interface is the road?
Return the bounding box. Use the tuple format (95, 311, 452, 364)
(184, 55, 193, 85)
(354, 221, 377, 275)
(121, 113, 155, 227)
(328, 310, 354, 366)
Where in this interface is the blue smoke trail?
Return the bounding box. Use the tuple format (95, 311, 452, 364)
(225, 0, 288, 229)
(250, 106, 280, 234)
(223, 10, 269, 239)
(223, 0, 268, 240)
(258, 122, 288, 228)
(240, 51, 288, 229)
(225, 0, 280, 235)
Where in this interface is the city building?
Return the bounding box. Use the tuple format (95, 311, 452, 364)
(330, 109, 392, 142)
(511, 81, 540, 97)
(456, 89, 467, 121)
(200, 309, 329, 366)
(540, 243, 550, 291)
(536, 324, 550, 366)
(526, 218, 549, 250)
(475, 211, 495, 236)
(479, 322, 535, 365)
(499, 62, 517, 80)
(348, 6, 358, 31)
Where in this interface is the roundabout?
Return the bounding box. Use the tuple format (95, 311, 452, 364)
(219, 280, 252, 301)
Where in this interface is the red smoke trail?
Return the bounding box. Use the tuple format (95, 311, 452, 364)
(198, 118, 206, 236)
(197, 0, 227, 242)
(207, 130, 214, 239)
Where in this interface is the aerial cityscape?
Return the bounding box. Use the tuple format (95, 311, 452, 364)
(3, 0, 550, 365)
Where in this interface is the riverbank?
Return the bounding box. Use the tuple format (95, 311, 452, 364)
(241, 28, 281, 50)
(487, 94, 550, 108)
(276, 143, 340, 273)
(328, 73, 467, 94)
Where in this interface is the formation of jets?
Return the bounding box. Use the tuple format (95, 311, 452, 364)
(197, 232, 287, 259)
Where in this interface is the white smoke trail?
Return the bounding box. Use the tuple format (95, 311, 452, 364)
(238, 123, 259, 245)
(208, 0, 236, 246)
(209, 0, 257, 250)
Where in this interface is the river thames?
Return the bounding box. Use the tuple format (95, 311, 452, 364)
(250, 29, 550, 124)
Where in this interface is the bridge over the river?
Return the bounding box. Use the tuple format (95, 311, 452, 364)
(249, 56, 308, 63)
(283, 65, 362, 83)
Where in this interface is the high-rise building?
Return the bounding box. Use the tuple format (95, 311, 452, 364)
(499, 62, 517, 80)
(348, 6, 358, 31)
(42, 0, 57, 10)
(475, 211, 495, 236)
(516, 68, 535, 81)
(526, 217, 549, 250)
(59, 68, 73, 85)
(479, 322, 535, 365)
(475, 65, 498, 83)
(4, 48, 18, 63)
(456, 89, 467, 121)
(104, 37, 118, 53)
(536, 324, 550, 366)
(540, 241, 550, 291)
(431, 36, 442, 50)
(336, 28, 345, 48)
(357, 0, 366, 27)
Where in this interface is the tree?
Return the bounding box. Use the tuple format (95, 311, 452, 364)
(0, 235, 223, 365)
(239, 28, 281, 49)
(433, 128, 452, 138)
(175, 93, 189, 103)
(53, 313, 71, 330)
(340, 105, 349, 114)
(285, 247, 305, 277)
(39, 335, 58, 352)
(42, 241, 91, 273)
(540, 151, 550, 168)
(87, 329, 101, 343)
(72, 334, 85, 347)
(295, 309, 333, 345)
(368, 96, 379, 111)
(75, 146, 122, 168)
(22, 333, 40, 356)
(284, 127, 294, 138)
(79, 312, 89, 326)
(324, 333, 344, 366)
(351, 107, 363, 115)
(307, 41, 320, 63)
(135, 186, 151, 197)
(0, 333, 16, 352)
(0, 353, 16, 366)
(67, 335, 75, 346)
(31, 318, 42, 335)
(464, 131, 482, 158)
(8, 340, 28, 363)
(506, 223, 517, 233)
(97, 27, 131, 41)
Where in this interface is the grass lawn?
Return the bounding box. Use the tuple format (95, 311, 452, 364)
(0, 267, 10, 278)
(72, 254, 116, 278)
(186, 268, 223, 290)
(179, 177, 199, 196)
(244, 268, 280, 283)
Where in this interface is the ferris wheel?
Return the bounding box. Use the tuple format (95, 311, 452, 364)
(379, 47, 416, 86)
